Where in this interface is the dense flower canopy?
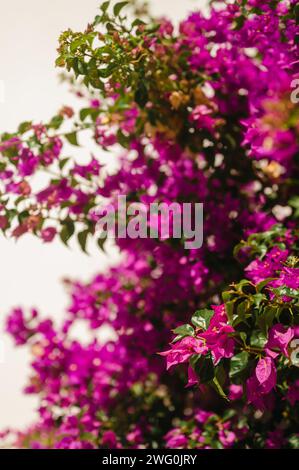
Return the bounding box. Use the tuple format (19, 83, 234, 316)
(0, 0, 299, 448)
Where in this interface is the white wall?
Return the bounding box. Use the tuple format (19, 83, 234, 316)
(0, 0, 207, 430)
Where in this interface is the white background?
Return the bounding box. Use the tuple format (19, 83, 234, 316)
(0, 0, 207, 430)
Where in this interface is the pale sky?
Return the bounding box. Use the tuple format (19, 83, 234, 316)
(0, 0, 207, 430)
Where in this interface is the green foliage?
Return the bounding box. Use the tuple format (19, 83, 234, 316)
(172, 323, 194, 343)
(229, 351, 249, 378)
(191, 309, 214, 330)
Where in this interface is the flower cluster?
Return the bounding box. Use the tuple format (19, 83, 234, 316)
(165, 227, 299, 447)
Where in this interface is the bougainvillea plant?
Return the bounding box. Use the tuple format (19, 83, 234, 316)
(0, 0, 298, 449)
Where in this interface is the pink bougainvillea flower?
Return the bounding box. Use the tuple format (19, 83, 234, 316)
(199, 306, 235, 364)
(160, 336, 207, 370)
(41, 227, 57, 243)
(201, 326, 235, 364)
(246, 357, 277, 410)
(255, 357, 277, 393)
(245, 247, 289, 284)
(186, 365, 198, 387)
(0, 215, 8, 230)
(218, 428, 236, 448)
(102, 431, 120, 449)
(265, 430, 286, 450)
(165, 429, 188, 449)
(266, 324, 294, 357)
(189, 105, 217, 133)
(270, 267, 299, 291)
(246, 374, 276, 411)
(228, 384, 243, 401)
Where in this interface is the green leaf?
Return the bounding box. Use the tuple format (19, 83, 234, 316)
(18, 121, 32, 134)
(55, 56, 65, 67)
(132, 19, 146, 27)
(210, 363, 228, 400)
(59, 157, 69, 171)
(134, 82, 148, 108)
(211, 376, 228, 401)
(191, 355, 214, 384)
(233, 241, 245, 260)
(80, 107, 100, 122)
(237, 279, 255, 295)
(49, 115, 64, 130)
(18, 210, 29, 224)
(252, 293, 266, 307)
(289, 196, 299, 218)
(233, 15, 245, 31)
(272, 286, 299, 299)
(222, 409, 236, 421)
(94, 15, 102, 26)
(250, 330, 267, 348)
(229, 351, 249, 378)
(289, 434, 299, 449)
(70, 37, 86, 53)
(65, 132, 79, 146)
(234, 299, 251, 325)
(72, 58, 87, 76)
(257, 306, 277, 335)
(172, 324, 194, 338)
(256, 278, 275, 293)
(225, 299, 236, 322)
(145, 23, 160, 34)
(239, 332, 247, 346)
(77, 230, 89, 253)
(97, 235, 107, 252)
(80, 108, 93, 121)
(100, 1, 110, 13)
(98, 65, 116, 78)
(191, 309, 214, 330)
(113, 1, 129, 17)
(60, 220, 75, 246)
(222, 289, 233, 302)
